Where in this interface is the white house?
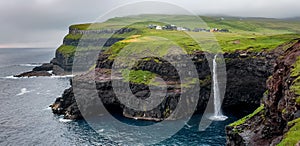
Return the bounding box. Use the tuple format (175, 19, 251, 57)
(177, 27, 187, 31)
(156, 25, 162, 30)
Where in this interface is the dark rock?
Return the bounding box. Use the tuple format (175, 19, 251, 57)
(14, 71, 51, 77)
(33, 63, 53, 71)
(51, 48, 277, 121)
(226, 39, 300, 146)
(52, 65, 67, 75)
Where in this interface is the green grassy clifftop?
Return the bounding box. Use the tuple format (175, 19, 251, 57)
(58, 15, 300, 57)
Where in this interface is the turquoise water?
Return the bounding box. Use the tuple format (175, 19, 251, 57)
(0, 48, 239, 145)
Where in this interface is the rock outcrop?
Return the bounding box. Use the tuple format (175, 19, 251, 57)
(14, 63, 53, 77)
(14, 71, 52, 77)
(226, 39, 300, 146)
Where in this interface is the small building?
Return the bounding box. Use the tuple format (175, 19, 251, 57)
(177, 27, 190, 31)
(163, 24, 177, 30)
(148, 24, 156, 29)
(156, 25, 162, 30)
(177, 27, 184, 31)
(210, 28, 219, 32)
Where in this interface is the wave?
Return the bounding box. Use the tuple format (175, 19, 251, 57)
(1, 75, 41, 79)
(0, 63, 42, 69)
(1, 75, 19, 79)
(1, 74, 74, 79)
(16, 88, 30, 96)
(50, 74, 75, 78)
(185, 123, 192, 128)
(19, 63, 42, 67)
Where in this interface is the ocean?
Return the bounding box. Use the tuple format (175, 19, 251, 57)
(0, 48, 239, 146)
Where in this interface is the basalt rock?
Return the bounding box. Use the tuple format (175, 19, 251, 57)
(14, 71, 52, 77)
(51, 46, 277, 121)
(32, 63, 53, 71)
(226, 39, 300, 146)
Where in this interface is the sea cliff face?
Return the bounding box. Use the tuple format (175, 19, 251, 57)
(226, 39, 300, 146)
(50, 27, 126, 75)
(50, 48, 277, 121)
(15, 26, 128, 77)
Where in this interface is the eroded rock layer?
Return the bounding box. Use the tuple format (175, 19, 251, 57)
(51, 48, 277, 121)
(226, 39, 300, 146)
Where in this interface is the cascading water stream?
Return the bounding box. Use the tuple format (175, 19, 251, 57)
(209, 54, 228, 121)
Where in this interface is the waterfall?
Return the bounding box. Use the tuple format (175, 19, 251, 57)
(209, 54, 228, 121)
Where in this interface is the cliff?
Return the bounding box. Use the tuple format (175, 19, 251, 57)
(15, 25, 126, 77)
(50, 47, 279, 120)
(44, 16, 300, 145)
(226, 39, 300, 146)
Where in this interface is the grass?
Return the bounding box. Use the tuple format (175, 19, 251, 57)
(70, 15, 300, 50)
(277, 118, 300, 146)
(290, 57, 300, 105)
(57, 45, 105, 57)
(297, 96, 300, 105)
(276, 55, 300, 145)
(122, 69, 155, 85)
(70, 15, 300, 34)
(57, 15, 300, 84)
(58, 15, 300, 57)
(57, 45, 76, 57)
(291, 56, 300, 78)
(121, 68, 200, 88)
(64, 34, 83, 40)
(229, 104, 265, 128)
(216, 33, 300, 52)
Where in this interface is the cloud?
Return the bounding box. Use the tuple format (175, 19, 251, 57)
(0, 0, 299, 48)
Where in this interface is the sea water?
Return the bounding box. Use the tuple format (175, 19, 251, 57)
(0, 48, 239, 145)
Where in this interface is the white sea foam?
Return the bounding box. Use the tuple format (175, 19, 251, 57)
(16, 88, 30, 96)
(208, 115, 228, 121)
(2, 76, 18, 79)
(1, 74, 74, 79)
(19, 63, 42, 67)
(59, 118, 73, 123)
(1, 75, 39, 79)
(185, 123, 192, 128)
(50, 74, 75, 78)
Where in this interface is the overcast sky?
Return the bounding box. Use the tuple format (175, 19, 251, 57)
(0, 0, 299, 48)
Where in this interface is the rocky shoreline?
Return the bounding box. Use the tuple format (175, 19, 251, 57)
(14, 56, 72, 78)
